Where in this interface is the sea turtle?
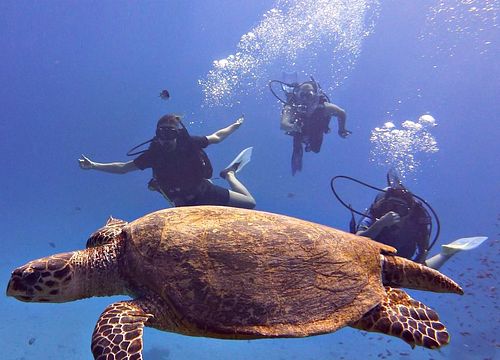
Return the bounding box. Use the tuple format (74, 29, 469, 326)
(7, 206, 463, 359)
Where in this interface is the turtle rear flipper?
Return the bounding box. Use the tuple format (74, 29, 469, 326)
(352, 287, 449, 349)
(92, 300, 153, 360)
(86, 217, 127, 248)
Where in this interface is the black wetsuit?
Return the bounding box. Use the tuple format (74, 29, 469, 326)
(288, 97, 331, 175)
(134, 136, 229, 206)
(358, 203, 431, 263)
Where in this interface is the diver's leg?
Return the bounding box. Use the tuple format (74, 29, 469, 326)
(291, 135, 303, 175)
(425, 245, 462, 270)
(225, 172, 256, 209)
(425, 254, 453, 270)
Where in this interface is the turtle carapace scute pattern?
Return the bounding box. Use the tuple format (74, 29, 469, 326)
(7, 206, 463, 360)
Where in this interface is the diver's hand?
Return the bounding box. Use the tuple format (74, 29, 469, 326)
(377, 211, 400, 228)
(338, 129, 352, 138)
(234, 115, 244, 127)
(79, 155, 96, 170)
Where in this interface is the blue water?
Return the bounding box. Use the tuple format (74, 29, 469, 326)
(1, 1, 498, 359)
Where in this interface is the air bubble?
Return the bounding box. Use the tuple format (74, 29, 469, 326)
(199, 0, 380, 107)
(370, 115, 439, 178)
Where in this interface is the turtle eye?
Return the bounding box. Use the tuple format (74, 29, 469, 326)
(22, 268, 41, 285)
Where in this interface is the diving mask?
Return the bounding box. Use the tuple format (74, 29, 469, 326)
(156, 126, 179, 141)
(372, 197, 412, 218)
(292, 81, 321, 114)
(297, 89, 316, 102)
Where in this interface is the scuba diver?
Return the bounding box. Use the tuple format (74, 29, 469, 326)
(331, 171, 487, 270)
(79, 114, 256, 209)
(356, 184, 432, 264)
(270, 74, 351, 175)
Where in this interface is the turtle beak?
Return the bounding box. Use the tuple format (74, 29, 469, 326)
(6, 266, 40, 302)
(6, 276, 16, 297)
(7, 252, 78, 303)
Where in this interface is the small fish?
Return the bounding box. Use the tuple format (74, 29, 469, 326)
(75, 206, 82, 211)
(48, 242, 56, 248)
(28, 337, 36, 345)
(287, 192, 296, 198)
(159, 89, 170, 100)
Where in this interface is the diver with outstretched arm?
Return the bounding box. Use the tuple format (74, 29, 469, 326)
(80, 116, 244, 173)
(79, 114, 255, 209)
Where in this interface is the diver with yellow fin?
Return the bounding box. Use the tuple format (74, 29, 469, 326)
(330, 170, 488, 270)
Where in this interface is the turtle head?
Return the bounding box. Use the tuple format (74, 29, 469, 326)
(7, 252, 79, 303)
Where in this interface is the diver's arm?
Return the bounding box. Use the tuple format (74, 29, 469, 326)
(356, 212, 400, 238)
(324, 103, 351, 138)
(206, 115, 244, 144)
(280, 105, 297, 131)
(79, 155, 139, 174)
(356, 221, 385, 238)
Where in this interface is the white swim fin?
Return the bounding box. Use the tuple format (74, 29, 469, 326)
(442, 236, 488, 252)
(226, 147, 253, 173)
(220, 147, 253, 178)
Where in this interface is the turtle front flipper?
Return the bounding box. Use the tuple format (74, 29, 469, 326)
(382, 255, 463, 294)
(92, 300, 153, 360)
(86, 217, 128, 248)
(352, 287, 449, 349)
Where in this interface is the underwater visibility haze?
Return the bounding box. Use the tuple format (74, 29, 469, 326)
(1, 1, 499, 359)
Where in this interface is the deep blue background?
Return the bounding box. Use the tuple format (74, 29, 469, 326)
(1, 1, 498, 359)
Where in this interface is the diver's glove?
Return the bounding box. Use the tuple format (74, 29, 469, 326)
(338, 129, 352, 138)
(234, 115, 244, 127)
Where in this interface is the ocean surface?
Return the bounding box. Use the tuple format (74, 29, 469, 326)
(1, 1, 498, 359)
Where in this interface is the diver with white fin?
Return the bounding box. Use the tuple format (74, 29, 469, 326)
(270, 73, 351, 175)
(331, 170, 487, 270)
(79, 114, 256, 209)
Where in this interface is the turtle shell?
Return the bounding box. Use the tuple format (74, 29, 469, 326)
(122, 206, 396, 338)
